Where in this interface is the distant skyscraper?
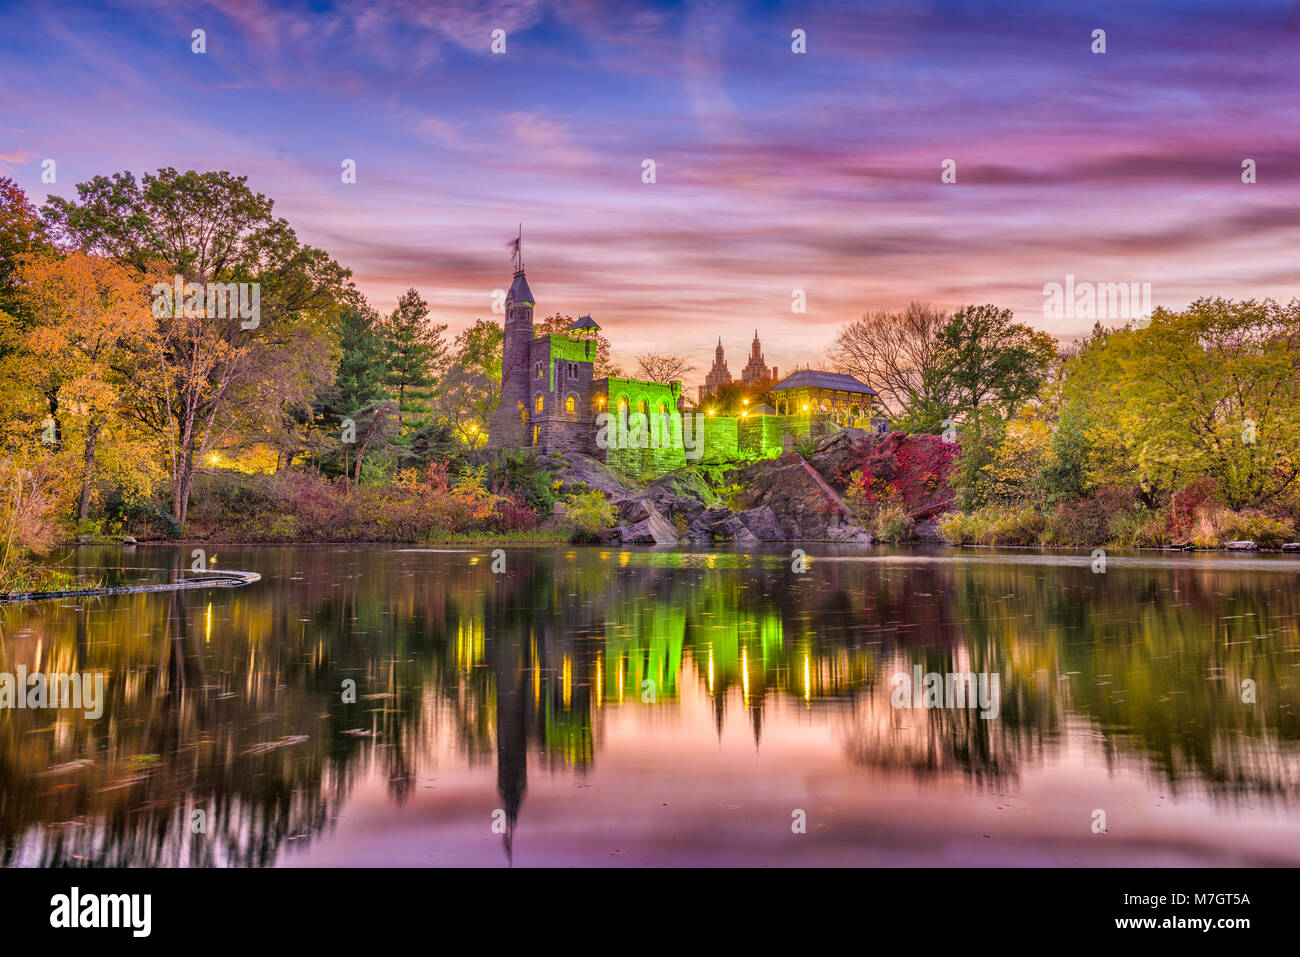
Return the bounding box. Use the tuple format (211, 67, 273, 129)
(740, 330, 777, 387)
(699, 337, 733, 403)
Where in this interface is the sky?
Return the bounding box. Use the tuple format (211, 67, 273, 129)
(1, 0, 1297, 380)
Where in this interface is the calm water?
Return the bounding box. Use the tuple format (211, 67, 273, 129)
(2, 544, 1299, 867)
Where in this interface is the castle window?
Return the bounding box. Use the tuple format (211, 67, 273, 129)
(518, 401, 526, 423)
(565, 393, 576, 413)
(617, 397, 628, 416)
(532, 425, 540, 446)
(536, 364, 544, 379)
(637, 399, 648, 416)
(534, 394, 544, 413)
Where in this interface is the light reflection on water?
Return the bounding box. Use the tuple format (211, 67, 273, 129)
(2, 544, 1299, 867)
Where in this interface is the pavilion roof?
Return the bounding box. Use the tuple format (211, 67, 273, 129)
(769, 369, 877, 395)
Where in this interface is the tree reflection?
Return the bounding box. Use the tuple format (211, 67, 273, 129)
(0, 545, 1297, 866)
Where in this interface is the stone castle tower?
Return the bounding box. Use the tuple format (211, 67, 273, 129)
(488, 265, 535, 449)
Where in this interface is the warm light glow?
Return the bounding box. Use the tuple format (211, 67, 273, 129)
(802, 404, 809, 411)
(741, 647, 749, 702)
(707, 408, 714, 415)
(742, 398, 749, 405)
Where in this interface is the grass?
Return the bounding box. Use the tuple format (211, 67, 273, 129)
(0, 561, 97, 597)
(422, 527, 572, 545)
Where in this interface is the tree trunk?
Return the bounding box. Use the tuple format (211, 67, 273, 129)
(77, 423, 103, 524)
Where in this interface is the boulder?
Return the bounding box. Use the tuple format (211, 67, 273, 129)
(1224, 540, 1258, 550)
(736, 505, 784, 542)
(1282, 543, 1300, 553)
(613, 497, 680, 544)
(696, 503, 758, 544)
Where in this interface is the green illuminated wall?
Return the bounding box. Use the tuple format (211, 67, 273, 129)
(545, 334, 597, 391)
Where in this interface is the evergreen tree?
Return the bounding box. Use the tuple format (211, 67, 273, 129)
(335, 300, 388, 413)
(380, 288, 448, 424)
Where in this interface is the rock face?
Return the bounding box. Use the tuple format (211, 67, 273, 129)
(615, 497, 680, 544)
(555, 452, 637, 497)
(604, 428, 955, 545)
(727, 451, 870, 542)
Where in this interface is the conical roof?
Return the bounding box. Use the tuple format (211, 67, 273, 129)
(508, 270, 534, 306)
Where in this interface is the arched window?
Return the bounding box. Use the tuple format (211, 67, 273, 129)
(536, 364, 544, 379)
(532, 425, 540, 446)
(617, 396, 629, 416)
(565, 393, 576, 413)
(850, 404, 861, 419)
(534, 394, 544, 413)
(517, 401, 526, 423)
(638, 399, 648, 416)
(657, 402, 667, 416)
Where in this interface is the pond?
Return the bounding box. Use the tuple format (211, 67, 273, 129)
(2, 544, 1299, 866)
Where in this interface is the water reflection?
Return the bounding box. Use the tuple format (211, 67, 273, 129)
(2, 545, 1299, 866)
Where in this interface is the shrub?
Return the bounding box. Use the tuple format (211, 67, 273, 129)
(937, 507, 1045, 546)
(1043, 486, 1139, 546)
(873, 504, 915, 542)
(1219, 509, 1295, 548)
(564, 490, 616, 544)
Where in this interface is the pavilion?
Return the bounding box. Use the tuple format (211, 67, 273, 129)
(768, 370, 877, 427)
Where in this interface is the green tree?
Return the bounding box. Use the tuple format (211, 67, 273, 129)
(335, 299, 389, 412)
(1066, 298, 1300, 509)
(933, 304, 1056, 422)
(0, 177, 51, 336)
(380, 288, 448, 424)
(435, 318, 502, 445)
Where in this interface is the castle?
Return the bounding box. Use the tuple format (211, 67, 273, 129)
(488, 254, 876, 477)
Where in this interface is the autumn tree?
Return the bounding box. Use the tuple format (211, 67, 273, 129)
(1063, 298, 1300, 509)
(42, 168, 350, 527)
(4, 251, 159, 522)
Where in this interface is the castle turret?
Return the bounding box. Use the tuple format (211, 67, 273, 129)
(488, 264, 536, 448)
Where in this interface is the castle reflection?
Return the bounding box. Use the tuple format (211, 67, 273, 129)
(1, 545, 1298, 866)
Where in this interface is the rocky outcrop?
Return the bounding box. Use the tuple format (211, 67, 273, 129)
(603, 428, 954, 545)
(727, 452, 870, 542)
(555, 452, 638, 497)
(615, 497, 680, 544)
(610, 450, 870, 544)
